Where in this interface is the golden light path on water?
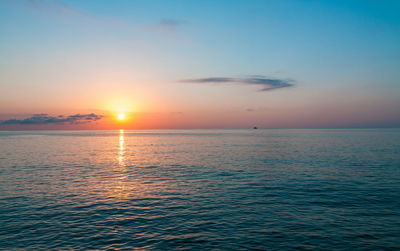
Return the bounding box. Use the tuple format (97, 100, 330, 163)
(110, 129, 128, 200)
(118, 129, 125, 167)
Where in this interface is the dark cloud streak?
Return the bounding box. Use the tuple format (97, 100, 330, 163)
(1, 113, 103, 125)
(180, 76, 295, 91)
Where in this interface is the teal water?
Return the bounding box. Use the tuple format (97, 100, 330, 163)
(1, 129, 399, 250)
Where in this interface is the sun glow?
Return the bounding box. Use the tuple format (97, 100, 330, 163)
(117, 113, 126, 120)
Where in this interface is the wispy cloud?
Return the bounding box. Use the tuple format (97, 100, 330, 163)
(157, 18, 188, 31)
(19, 1, 185, 32)
(22, 0, 92, 20)
(0, 113, 103, 125)
(180, 76, 295, 91)
(20, 0, 124, 24)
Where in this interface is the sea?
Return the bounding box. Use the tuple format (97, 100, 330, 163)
(0, 129, 399, 250)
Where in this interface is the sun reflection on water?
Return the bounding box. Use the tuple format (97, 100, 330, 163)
(118, 129, 125, 167)
(109, 129, 130, 200)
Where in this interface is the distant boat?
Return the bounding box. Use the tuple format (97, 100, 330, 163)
(253, 126, 258, 129)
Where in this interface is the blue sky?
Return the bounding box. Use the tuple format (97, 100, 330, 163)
(0, 0, 399, 129)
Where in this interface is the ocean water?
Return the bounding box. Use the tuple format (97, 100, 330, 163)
(0, 129, 399, 250)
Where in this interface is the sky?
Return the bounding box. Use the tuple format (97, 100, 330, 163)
(0, 0, 399, 129)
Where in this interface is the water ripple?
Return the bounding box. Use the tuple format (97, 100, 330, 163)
(1, 129, 399, 250)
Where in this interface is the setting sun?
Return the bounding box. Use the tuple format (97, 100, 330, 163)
(117, 113, 126, 120)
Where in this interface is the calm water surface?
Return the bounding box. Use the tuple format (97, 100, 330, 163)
(0, 129, 399, 250)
